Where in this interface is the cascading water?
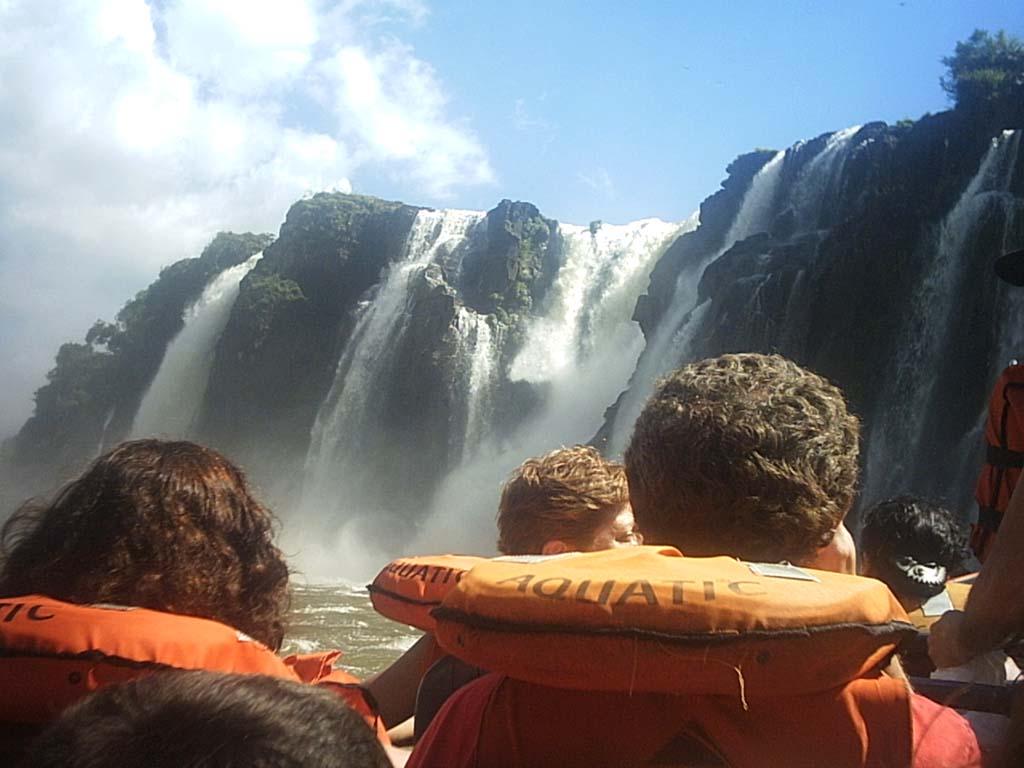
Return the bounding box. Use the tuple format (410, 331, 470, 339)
(130, 253, 261, 439)
(791, 125, 861, 229)
(95, 406, 116, 456)
(863, 130, 1023, 509)
(607, 149, 787, 454)
(409, 217, 686, 555)
(451, 307, 502, 462)
(295, 209, 485, 575)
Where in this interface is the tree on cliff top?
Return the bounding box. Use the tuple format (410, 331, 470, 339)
(941, 29, 1024, 110)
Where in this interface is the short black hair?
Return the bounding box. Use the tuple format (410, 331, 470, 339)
(860, 496, 968, 599)
(23, 671, 391, 768)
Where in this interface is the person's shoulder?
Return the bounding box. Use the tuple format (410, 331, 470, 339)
(909, 693, 982, 768)
(407, 673, 505, 768)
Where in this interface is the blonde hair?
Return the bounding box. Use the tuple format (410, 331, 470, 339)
(625, 353, 860, 564)
(497, 445, 630, 555)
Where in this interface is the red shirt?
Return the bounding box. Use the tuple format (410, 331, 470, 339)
(408, 673, 981, 768)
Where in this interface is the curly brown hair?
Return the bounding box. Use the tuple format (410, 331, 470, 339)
(624, 353, 860, 564)
(0, 440, 290, 650)
(497, 445, 631, 555)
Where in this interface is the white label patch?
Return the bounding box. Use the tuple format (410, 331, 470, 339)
(920, 589, 955, 617)
(746, 562, 821, 582)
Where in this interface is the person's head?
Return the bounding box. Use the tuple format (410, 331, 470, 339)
(23, 670, 391, 768)
(860, 496, 967, 602)
(625, 353, 860, 565)
(497, 445, 641, 555)
(0, 439, 289, 650)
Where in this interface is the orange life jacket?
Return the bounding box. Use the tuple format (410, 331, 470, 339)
(408, 670, 920, 768)
(0, 595, 385, 741)
(432, 546, 917, 698)
(973, 362, 1024, 561)
(368, 555, 487, 631)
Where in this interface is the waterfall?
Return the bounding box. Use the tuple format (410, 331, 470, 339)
(863, 130, 1023, 508)
(791, 125, 861, 229)
(511, 219, 684, 384)
(409, 216, 686, 555)
(96, 406, 116, 456)
(452, 307, 502, 462)
(130, 253, 261, 439)
(607, 150, 788, 453)
(302, 209, 485, 512)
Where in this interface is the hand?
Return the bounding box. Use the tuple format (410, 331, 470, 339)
(809, 522, 857, 574)
(928, 610, 975, 669)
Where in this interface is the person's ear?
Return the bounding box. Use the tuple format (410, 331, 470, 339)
(541, 539, 570, 555)
(808, 521, 857, 575)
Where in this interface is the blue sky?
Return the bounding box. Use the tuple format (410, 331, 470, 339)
(0, 0, 1021, 436)
(356, 0, 1024, 223)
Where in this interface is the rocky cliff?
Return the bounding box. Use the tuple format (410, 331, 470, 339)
(6, 84, 1022, 549)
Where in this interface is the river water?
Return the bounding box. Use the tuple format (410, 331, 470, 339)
(282, 582, 421, 679)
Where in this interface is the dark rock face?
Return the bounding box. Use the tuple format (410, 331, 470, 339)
(633, 150, 775, 339)
(8, 94, 1022, 544)
(619, 105, 1024, 519)
(198, 194, 421, 492)
(194, 195, 560, 512)
(460, 199, 558, 320)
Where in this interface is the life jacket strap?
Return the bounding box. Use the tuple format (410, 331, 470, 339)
(977, 505, 1004, 533)
(986, 443, 1024, 468)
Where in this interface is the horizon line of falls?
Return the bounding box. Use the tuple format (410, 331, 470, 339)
(130, 253, 262, 440)
(289, 210, 685, 577)
(863, 129, 1024, 514)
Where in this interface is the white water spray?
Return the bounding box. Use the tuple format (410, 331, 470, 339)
(410, 217, 686, 555)
(452, 307, 502, 461)
(607, 150, 789, 453)
(302, 210, 484, 506)
(863, 130, 1022, 505)
(792, 125, 861, 229)
(131, 254, 261, 439)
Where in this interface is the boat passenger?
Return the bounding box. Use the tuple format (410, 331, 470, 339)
(409, 353, 981, 768)
(368, 445, 641, 737)
(860, 492, 1017, 764)
(860, 495, 969, 613)
(497, 444, 642, 555)
(971, 248, 1024, 562)
(23, 670, 392, 768)
(0, 440, 390, 762)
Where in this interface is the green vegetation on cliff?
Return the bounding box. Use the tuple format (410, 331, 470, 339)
(942, 29, 1024, 112)
(11, 232, 272, 468)
(462, 200, 557, 322)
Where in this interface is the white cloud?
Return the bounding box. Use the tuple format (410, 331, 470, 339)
(578, 167, 615, 199)
(0, 0, 493, 437)
(512, 97, 551, 133)
(162, 0, 318, 96)
(319, 40, 494, 196)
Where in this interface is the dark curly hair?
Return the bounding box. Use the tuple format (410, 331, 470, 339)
(0, 440, 290, 650)
(497, 445, 632, 555)
(860, 496, 968, 596)
(26, 670, 390, 768)
(625, 353, 860, 564)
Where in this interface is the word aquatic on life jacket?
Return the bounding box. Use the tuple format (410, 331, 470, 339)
(0, 595, 381, 736)
(432, 546, 917, 699)
(973, 362, 1024, 560)
(368, 555, 487, 631)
